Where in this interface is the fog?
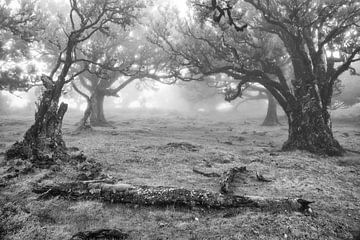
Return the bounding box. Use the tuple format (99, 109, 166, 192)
(2, 67, 360, 124)
(0, 80, 278, 122)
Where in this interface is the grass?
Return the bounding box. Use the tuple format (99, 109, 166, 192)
(0, 110, 359, 239)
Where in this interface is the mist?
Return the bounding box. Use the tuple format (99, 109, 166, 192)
(0, 79, 284, 123)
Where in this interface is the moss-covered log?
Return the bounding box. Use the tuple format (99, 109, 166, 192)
(70, 229, 128, 240)
(33, 181, 313, 212)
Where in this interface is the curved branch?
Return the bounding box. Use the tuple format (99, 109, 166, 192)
(225, 71, 291, 113)
(79, 75, 93, 91)
(72, 82, 90, 101)
(330, 47, 360, 87)
(107, 76, 138, 96)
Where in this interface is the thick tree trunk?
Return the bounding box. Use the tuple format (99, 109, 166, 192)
(276, 48, 344, 156)
(90, 91, 108, 127)
(282, 94, 344, 156)
(33, 181, 313, 212)
(262, 91, 280, 126)
(5, 76, 68, 166)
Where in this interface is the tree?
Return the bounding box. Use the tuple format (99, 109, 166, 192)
(226, 84, 281, 126)
(150, 0, 360, 156)
(189, 75, 281, 125)
(5, 0, 144, 166)
(71, 27, 178, 130)
(70, 33, 137, 129)
(228, 0, 360, 155)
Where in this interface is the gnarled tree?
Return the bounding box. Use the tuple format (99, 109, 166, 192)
(5, 0, 144, 166)
(150, 0, 360, 156)
(71, 33, 138, 128)
(71, 29, 178, 130)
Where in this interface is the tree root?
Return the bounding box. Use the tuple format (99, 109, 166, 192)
(33, 181, 314, 213)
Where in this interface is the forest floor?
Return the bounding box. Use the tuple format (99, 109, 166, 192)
(0, 110, 359, 240)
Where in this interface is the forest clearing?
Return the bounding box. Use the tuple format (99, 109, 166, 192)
(1, 111, 359, 239)
(1, 0, 360, 239)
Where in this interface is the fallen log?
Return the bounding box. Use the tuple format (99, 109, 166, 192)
(70, 228, 128, 240)
(219, 166, 247, 194)
(33, 181, 313, 213)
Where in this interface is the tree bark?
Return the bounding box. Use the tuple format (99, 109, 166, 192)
(72, 82, 92, 131)
(262, 91, 280, 126)
(33, 181, 313, 212)
(76, 89, 111, 129)
(76, 97, 92, 131)
(5, 76, 68, 166)
(282, 91, 344, 156)
(89, 90, 110, 127)
(70, 229, 129, 240)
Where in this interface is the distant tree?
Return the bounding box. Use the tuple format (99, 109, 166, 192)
(6, 0, 145, 166)
(184, 75, 281, 125)
(150, 0, 360, 156)
(71, 27, 177, 131)
(224, 84, 280, 126)
(70, 33, 137, 128)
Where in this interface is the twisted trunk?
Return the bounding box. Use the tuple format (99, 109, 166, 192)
(281, 73, 343, 156)
(5, 76, 68, 166)
(276, 37, 344, 156)
(77, 97, 92, 131)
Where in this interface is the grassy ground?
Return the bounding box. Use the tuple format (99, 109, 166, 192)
(0, 110, 359, 240)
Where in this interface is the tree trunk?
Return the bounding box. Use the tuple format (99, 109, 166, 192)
(5, 76, 68, 166)
(33, 181, 313, 213)
(262, 91, 280, 126)
(89, 91, 108, 127)
(282, 90, 344, 156)
(76, 98, 92, 131)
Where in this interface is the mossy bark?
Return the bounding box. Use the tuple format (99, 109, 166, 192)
(89, 91, 108, 127)
(282, 75, 344, 156)
(5, 76, 68, 167)
(70, 229, 128, 240)
(33, 181, 313, 212)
